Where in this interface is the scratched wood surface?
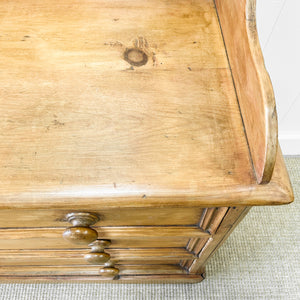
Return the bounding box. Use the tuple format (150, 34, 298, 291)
(0, 248, 195, 266)
(0, 0, 294, 283)
(0, 148, 292, 208)
(0, 227, 207, 249)
(0, 274, 205, 283)
(0, 207, 205, 227)
(215, 0, 278, 184)
(0, 265, 186, 276)
(0, 0, 259, 205)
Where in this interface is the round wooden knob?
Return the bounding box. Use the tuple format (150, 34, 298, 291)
(63, 227, 98, 245)
(99, 267, 119, 277)
(85, 252, 111, 264)
(63, 212, 99, 245)
(99, 262, 119, 277)
(84, 239, 111, 264)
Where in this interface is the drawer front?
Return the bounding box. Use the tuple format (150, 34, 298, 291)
(0, 207, 205, 227)
(0, 227, 208, 250)
(0, 248, 195, 266)
(0, 265, 186, 276)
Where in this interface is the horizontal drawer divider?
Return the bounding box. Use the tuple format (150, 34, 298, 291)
(0, 225, 200, 230)
(0, 227, 210, 238)
(0, 248, 196, 266)
(0, 248, 195, 257)
(0, 265, 187, 276)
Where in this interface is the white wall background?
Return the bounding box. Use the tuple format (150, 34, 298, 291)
(257, 0, 300, 155)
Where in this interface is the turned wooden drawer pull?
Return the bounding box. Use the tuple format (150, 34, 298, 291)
(99, 261, 119, 277)
(85, 239, 111, 264)
(62, 212, 99, 245)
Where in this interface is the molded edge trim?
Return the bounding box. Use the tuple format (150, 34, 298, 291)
(0, 151, 292, 209)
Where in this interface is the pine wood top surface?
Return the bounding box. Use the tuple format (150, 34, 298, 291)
(0, 0, 292, 207)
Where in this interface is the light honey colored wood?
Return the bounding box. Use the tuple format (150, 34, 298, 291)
(206, 207, 228, 234)
(0, 265, 186, 276)
(0, 274, 205, 283)
(0, 207, 205, 228)
(8, 226, 208, 239)
(0, 248, 195, 266)
(0, 0, 260, 208)
(0, 148, 292, 209)
(199, 208, 215, 229)
(198, 207, 228, 233)
(0, 227, 207, 249)
(214, 0, 278, 184)
(186, 238, 209, 257)
(181, 206, 230, 268)
(185, 207, 251, 273)
(0, 0, 294, 283)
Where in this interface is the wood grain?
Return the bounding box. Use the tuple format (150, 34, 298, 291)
(0, 248, 195, 266)
(63, 227, 98, 245)
(0, 0, 294, 283)
(0, 274, 205, 283)
(0, 207, 205, 228)
(184, 207, 251, 273)
(214, 0, 278, 183)
(0, 148, 292, 209)
(84, 239, 111, 264)
(0, 0, 257, 206)
(0, 265, 186, 276)
(0, 227, 208, 249)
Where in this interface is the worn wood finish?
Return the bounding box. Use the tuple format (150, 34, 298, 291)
(199, 207, 228, 233)
(0, 274, 205, 283)
(62, 212, 100, 245)
(0, 0, 258, 208)
(63, 227, 98, 245)
(0, 0, 294, 283)
(0, 265, 186, 276)
(0, 207, 205, 228)
(0, 248, 195, 266)
(99, 261, 120, 277)
(181, 206, 232, 268)
(84, 240, 111, 264)
(0, 226, 209, 240)
(0, 227, 207, 249)
(183, 207, 251, 273)
(0, 149, 292, 209)
(214, 0, 278, 184)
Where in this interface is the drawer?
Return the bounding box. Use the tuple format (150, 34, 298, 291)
(0, 207, 205, 227)
(0, 227, 209, 250)
(0, 265, 186, 277)
(0, 248, 195, 266)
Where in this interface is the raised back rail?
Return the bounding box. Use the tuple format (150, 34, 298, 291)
(214, 0, 278, 184)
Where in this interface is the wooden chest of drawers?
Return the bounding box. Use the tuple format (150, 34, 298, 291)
(0, 0, 293, 282)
